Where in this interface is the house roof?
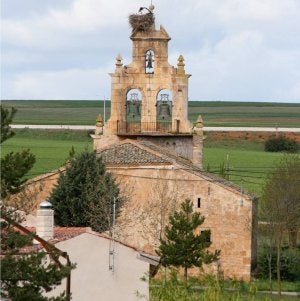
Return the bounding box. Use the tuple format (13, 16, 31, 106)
(13, 225, 148, 255)
(96, 139, 254, 198)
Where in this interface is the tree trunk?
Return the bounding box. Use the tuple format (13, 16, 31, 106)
(184, 267, 188, 285)
(267, 251, 273, 293)
(288, 228, 298, 249)
(276, 241, 281, 297)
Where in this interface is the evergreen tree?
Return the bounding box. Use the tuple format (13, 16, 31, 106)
(49, 151, 122, 232)
(1, 230, 72, 301)
(1, 106, 35, 199)
(156, 199, 220, 283)
(1, 105, 17, 143)
(1, 106, 72, 301)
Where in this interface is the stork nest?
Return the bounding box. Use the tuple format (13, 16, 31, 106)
(129, 13, 155, 32)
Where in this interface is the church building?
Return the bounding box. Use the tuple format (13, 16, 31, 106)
(91, 5, 257, 280)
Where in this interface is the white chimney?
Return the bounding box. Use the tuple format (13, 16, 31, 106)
(36, 200, 54, 241)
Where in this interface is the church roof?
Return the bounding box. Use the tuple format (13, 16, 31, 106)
(97, 142, 171, 165)
(97, 140, 254, 198)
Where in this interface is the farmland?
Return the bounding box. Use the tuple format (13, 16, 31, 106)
(1, 129, 92, 177)
(1, 100, 299, 195)
(2, 100, 300, 127)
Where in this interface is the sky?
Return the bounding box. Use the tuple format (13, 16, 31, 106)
(1, 0, 300, 102)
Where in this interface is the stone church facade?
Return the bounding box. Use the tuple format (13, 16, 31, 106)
(17, 6, 257, 280)
(91, 6, 257, 280)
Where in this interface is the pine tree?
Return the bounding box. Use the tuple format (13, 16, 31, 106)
(1, 105, 17, 143)
(1, 106, 72, 301)
(156, 199, 220, 283)
(1, 229, 72, 301)
(49, 151, 122, 232)
(1, 106, 35, 199)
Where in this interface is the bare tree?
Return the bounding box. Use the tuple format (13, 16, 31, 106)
(261, 154, 300, 296)
(116, 171, 182, 251)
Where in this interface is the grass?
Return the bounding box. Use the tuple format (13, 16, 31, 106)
(202, 134, 284, 194)
(150, 272, 300, 301)
(1, 129, 92, 177)
(253, 279, 300, 293)
(2, 100, 300, 127)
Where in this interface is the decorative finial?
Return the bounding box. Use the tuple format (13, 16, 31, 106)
(178, 55, 185, 67)
(177, 54, 185, 74)
(96, 114, 103, 126)
(115, 54, 123, 67)
(196, 115, 203, 128)
(95, 114, 103, 135)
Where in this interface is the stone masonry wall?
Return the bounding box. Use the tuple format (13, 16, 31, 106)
(21, 162, 254, 280)
(111, 165, 254, 280)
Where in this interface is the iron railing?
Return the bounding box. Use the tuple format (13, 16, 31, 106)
(117, 120, 178, 135)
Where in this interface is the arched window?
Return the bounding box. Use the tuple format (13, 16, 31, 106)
(156, 89, 172, 121)
(126, 89, 142, 121)
(145, 49, 154, 74)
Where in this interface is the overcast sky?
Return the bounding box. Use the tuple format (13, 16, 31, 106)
(1, 0, 300, 102)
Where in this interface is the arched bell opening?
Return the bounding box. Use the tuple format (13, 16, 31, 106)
(145, 49, 154, 74)
(156, 89, 172, 133)
(126, 89, 142, 122)
(156, 89, 172, 121)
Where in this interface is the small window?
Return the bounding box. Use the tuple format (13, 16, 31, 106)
(197, 197, 201, 208)
(201, 230, 211, 243)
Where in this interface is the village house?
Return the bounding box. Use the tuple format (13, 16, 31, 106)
(18, 201, 157, 301)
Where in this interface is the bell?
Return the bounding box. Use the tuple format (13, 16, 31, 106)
(158, 101, 171, 119)
(127, 101, 140, 118)
(146, 52, 153, 69)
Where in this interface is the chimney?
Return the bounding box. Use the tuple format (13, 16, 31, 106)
(192, 115, 203, 169)
(36, 200, 54, 241)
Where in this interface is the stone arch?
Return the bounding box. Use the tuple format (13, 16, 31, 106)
(156, 89, 172, 121)
(126, 88, 142, 121)
(145, 49, 154, 74)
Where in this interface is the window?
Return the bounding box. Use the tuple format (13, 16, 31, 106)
(197, 197, 201, 208)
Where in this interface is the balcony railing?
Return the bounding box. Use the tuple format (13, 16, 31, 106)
(117, 120, 179, 135)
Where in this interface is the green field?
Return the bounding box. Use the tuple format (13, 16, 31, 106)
(203, 135, 283, 193)
(2, 100, 300, 127)
(1, 129, 287, 195)
(1, 129, 93, 177)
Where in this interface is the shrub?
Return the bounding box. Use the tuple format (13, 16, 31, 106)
(264, 136, 298, 153)
(258, 247, 300, 281)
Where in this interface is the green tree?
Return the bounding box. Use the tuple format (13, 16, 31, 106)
(49, 151, 122, 232)
(1, 105, 17, 143)
(156, 199, 220, 283)
(1, 106, 72, 301)
(1, 106, 35, 199)
(260, 154, 300, 295)
(1, 235, 72, 301)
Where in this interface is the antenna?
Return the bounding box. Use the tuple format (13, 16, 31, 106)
(109, 197, 116, 272)
(240, 181, 244, 207)
(103, 96, 106, 125)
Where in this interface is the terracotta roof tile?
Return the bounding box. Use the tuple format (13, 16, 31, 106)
(97, 143, 170, 165)
(52, 227, 88, 241)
